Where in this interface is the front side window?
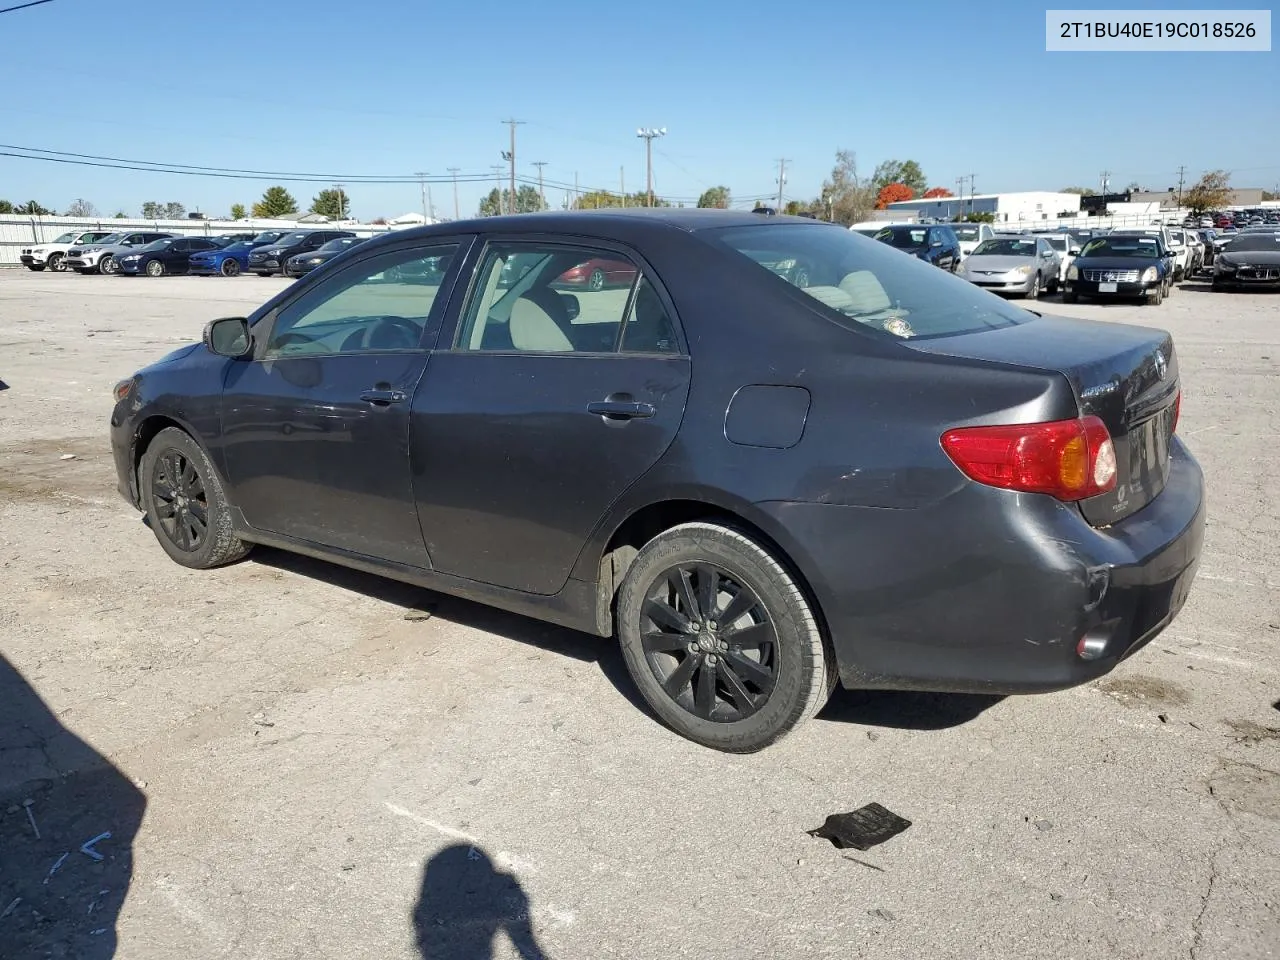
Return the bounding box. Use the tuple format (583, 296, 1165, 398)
(457, 243, 651, 354)
(712, 223, 1031, 340)
(263, 244, 459, 357)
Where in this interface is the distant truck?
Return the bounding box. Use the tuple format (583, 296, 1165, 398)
(19, 230, 116, 272)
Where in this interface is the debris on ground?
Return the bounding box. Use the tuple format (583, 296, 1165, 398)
(867, 908, 897, 921)
(79, 832, 111, 861)
(807, 803, 911, 851)
(403, 606, 435, 621)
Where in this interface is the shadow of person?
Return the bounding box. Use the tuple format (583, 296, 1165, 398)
(413, 843, 548, 960)
(0, 654, 146, 960)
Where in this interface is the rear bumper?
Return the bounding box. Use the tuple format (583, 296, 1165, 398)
(759, 438, 1205, 694)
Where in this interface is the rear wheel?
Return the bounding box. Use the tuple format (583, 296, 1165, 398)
(221, 258, 241, 277)
(140, 427, 251, 569)
(588, 268, 606, 291)
(47, 253, 65, 272)
(616, 522, 832, 753)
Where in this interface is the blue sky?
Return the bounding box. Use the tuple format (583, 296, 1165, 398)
(1, 0, 1276, 220)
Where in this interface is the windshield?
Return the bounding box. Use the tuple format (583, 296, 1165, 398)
(1224, 234, 1280, 252)
(712, 223, 1031, 340)
(252, 232, 282, 243)
(952, 225, 980, 241)
(90, 233, 126, 246)
(1080, 237, 1161, 258)
(275, 232, 310, 246)
(873, 226, 929, 249)
(1037, 236, 1068, 252)
(52, 232, 78, 243)
(140, 239, 175, 251)
(972, 238, 1038, 257)
(318, 237, 362, 253)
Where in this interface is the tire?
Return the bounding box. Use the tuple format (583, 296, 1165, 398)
(140, 427, 251, 570)
(616, 522, 832, 753)
(1026, 274, 1040, 300)
(221, 258, 241, 277)
(100, 255, 117, 275)
(588, 268, 606, 291)
(145, 259, 164, 277)
(1148, 284, 1163, 306)
(47, 253, 65, 272)
(1062, 290, 1078, 304)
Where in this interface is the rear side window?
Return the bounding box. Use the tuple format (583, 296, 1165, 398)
(711, 223, 1031, 340)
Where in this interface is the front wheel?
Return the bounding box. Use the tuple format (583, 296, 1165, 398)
(1025, 274, 1041, 300)
(616, 522, 832, 753)
(145, 259, 164, 277)
(140, 427, 251, 569)
(221, 258, 241, 277)
(100, 255, 117, 275)
(1148, 285, 1163, 306)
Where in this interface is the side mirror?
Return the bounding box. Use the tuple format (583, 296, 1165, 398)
(204, 317, 251, 358)
(1069, 247, 1081, 255)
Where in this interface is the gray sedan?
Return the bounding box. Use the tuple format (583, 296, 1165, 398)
(955, 236, 1061, 298)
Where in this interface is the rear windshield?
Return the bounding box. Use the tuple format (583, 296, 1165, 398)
(973, 238, 1037, 257)
(1037, 236, 1068, 252)
(711, 223, 1031, 340)
(951, 225, 981, 241)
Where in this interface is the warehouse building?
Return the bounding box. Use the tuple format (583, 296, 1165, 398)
(887, 191, 1082, 223)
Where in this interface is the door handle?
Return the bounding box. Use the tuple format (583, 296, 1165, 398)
(360, 388, 407, 405)
(587, 399, 656, 420)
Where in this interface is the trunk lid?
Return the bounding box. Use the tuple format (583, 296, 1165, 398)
(910, 314, 1179, 525)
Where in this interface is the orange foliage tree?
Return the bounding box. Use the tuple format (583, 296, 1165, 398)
(875, 183, 914, 209)
(922, 186, 954, 198)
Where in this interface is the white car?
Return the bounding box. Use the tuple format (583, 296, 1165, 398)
(950, 221, 996, 259)
(19, 230, 116, 272)
(1032, 233, 1077, 284)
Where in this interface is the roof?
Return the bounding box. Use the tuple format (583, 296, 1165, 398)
(420, 208, 823, 234)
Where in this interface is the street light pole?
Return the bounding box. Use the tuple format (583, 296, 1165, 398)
(636, 127, 667, 207)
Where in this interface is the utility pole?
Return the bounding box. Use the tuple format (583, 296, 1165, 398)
(965, 173, 977, 214)
(955, 176, 964, 219)
(636, 127, 667, 207)
(574, 171, 579, 209)
(501, 119, 525, 215)
(1099, 170, 1112, 195)
(531, 161, 547, 206)
(333, 182, 345, 222)
(1175, 165, 1187, 205)
(414, 172, 432, 223)
(490, 165, 505, 215)
(775, 158, 789, 210)
(620, 167, 625, 206)
(447, 167, 460, 220)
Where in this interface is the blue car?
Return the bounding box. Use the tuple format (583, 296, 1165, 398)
(188, 240, 257, 277)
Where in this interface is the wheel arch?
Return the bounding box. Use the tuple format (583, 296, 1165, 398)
(588, 497, 833, 655)
(130, 413, 231, 507)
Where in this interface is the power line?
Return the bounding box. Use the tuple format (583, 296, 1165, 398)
(0, 0, 56, 14)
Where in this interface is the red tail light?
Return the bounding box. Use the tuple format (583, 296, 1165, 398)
(940, 416, 1118, 502)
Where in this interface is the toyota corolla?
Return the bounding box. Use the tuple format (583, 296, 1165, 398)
(110, 210, 1204, 752)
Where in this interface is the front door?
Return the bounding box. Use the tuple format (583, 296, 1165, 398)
(220, 239, 466, 567)
(411, 238, 691, 595)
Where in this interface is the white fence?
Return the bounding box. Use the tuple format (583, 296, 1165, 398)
(0, 215, 400, 267)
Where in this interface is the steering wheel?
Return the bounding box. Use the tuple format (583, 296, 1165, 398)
(272, 331, 331, 353)
(369, 315, 421, 349)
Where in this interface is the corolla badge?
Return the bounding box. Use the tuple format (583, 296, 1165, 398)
(1154, 349, 1168, 380)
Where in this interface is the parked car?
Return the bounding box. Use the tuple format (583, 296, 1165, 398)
(109, 210, 1203, 752)
(247, 230, 355, 276)
(950, 221, 996, 259)
(1063, 233, 1171, 304)
(116, 236, 227, 277)
(1032, 232, 1077, 285)
(1109, 228, 1180, 288)
(1212, 232, 1280, 290)
(19, 230, 116, 272)
(955, 235, 1060, 298)
(552, 257, 638, 290)
(872, 223, 962, 271)
(283, 236, 369, 277)
(1182, 230, 1205, 276)
(1198, 229, 1218, 267)
(187, 240, 261, 277)
(64, 231, 176, 274)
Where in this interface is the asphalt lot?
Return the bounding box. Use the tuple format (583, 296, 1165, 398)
(0, 269, 1277, 960)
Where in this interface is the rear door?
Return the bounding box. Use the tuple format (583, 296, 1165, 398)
(410, 237, 691, 594)
(220, 238, 468, 565)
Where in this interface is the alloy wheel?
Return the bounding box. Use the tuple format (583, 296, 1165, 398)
(638, 563, 778, 722)
(151, 450, 209, 552)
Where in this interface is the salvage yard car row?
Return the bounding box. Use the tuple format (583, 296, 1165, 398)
(19, 228, 370, 277)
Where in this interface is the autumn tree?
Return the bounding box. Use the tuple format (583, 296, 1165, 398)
(64, 198, 97, 217)
(696, 186, 731, 208)
(876, 183, 914, 209)
(1183, 170, 1232, 214)
(922, 186, 953, 199)
(479, 185, 547, 217)
(252, 186, 299, 218)
(230, 203, 247, 220)
(818, 149, 876, 225)
(872, 159, 927, 195)
(310, 188, 348, 219)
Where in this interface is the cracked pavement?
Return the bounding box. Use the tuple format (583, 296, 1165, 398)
(0, 271, 1277, 959)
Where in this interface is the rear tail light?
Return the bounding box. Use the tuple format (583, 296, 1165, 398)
(940, 416, 1118, 502)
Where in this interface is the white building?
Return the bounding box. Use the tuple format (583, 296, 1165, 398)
(887, 191, 1082, 224)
